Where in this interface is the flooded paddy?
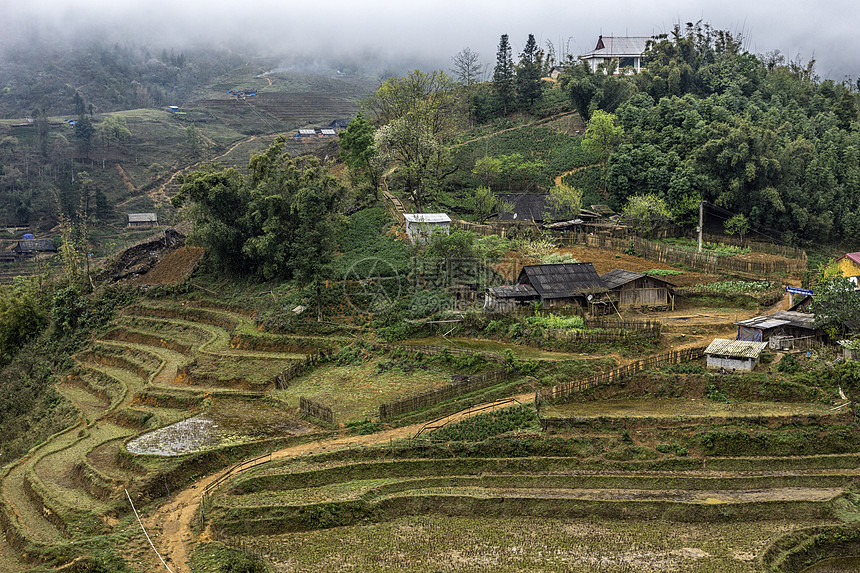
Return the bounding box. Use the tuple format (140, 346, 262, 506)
(126, 397, 316, 456)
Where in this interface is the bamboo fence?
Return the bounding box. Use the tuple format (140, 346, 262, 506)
(379, 369, 511, 420)
(270, 352, 325, 390)
(538, 346, 706, 403)
(449, 218, 806, 277)
(300, 396, 335, 424)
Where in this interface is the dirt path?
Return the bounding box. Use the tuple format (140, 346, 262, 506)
(142, 393, 533, 572)
(121, 135, 261, 208)
(553, 164, 599, 187)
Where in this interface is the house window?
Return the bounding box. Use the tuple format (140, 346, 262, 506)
(619, 57, 636, 68)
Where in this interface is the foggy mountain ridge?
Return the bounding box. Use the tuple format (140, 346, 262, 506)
(2, 1, 857, 84)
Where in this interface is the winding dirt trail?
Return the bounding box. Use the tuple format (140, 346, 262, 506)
(553, 163, 599, 187)
(142, 394, 533, 572)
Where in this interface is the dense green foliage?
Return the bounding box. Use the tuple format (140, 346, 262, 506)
(449, 126, 599, 192)
(432, 404, 538, 441)
(597, 24, 860, 243)
(328, 207, 411, 279)
(0, 279, 45, 364)
(173, 137, 345, 281)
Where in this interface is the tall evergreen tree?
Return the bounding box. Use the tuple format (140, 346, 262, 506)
(517, 34, 543, 110)
(493, 34, 515, 114)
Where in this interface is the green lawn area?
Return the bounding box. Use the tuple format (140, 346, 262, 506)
(544, 397, 835, 419)
(272, 357, 453, 422)
(233, 515, 830, 573)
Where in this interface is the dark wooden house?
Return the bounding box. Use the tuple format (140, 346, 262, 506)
(497, 193, 562, 224)
(12, 239, 57, 254)
(600, 269, 675, 309)
(486, 262, 608, 311)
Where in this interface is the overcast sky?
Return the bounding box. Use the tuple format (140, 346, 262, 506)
(4, 0, 856, 81)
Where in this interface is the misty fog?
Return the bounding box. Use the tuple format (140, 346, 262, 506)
(3, 0, 857, 81)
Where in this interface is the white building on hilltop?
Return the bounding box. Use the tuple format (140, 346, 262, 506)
(579, 36, 652, 74)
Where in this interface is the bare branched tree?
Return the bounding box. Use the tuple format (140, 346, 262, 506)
(451, 47, 483, 86)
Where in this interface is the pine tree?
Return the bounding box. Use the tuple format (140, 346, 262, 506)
(493, 34, 515, 114)
(517, 34, 543, 110)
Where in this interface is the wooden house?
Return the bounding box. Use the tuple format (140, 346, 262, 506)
(403, 213, 451, 245)
(486, 262, 608, 311)
(12, 239, 57, 254)
(127, 213, 158, 228)
(328, 119, 351, 131)
(600, 269, 675, 309)
(705, 339, 768, 371)
(497, 193, 550, 223)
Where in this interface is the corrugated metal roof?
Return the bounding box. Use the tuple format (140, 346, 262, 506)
(705, 338, 768, 358)
(488, 284, 539, 299)
(735, 311, 816, 330)
(404, 213, 451, 224)
(518, 263, 606, 299)
(320, 129, 337, 135)
(298, 129, 317, 135)
(835, 252, 860, 268)
(580, 36, 652, 58)
(127, 213, 158, 223)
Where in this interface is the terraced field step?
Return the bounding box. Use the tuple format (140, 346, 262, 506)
(220, 474, 852, 506)
(211, 487, 844, 535)
(121, 303, 243, 332)
(225, 472, 857, 498)
(3, 457, 66, 544)
(56, 381, 109, 421)
(30, 423, 131, 529)
(228, 454, 860, 493)
(114, 315, 217, 347)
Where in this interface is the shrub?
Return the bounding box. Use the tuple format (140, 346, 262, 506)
(706, 383, 728, 402)
(777, 353, 801, 374)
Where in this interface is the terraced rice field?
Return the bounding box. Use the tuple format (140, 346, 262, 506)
(203, 433, 860, 572)
(0, 298, 333, 564)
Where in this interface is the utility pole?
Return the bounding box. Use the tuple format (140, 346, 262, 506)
(697, 200, 704, 253)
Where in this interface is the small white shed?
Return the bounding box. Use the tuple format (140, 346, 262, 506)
(403, 213, 451, 245)
(705, 339, 768, 371)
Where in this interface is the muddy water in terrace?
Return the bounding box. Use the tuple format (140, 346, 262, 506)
(126, 399, 315, 456)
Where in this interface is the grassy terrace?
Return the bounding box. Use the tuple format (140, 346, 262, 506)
(542, 398, 836, 418)
(228, 515, 835, 573)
